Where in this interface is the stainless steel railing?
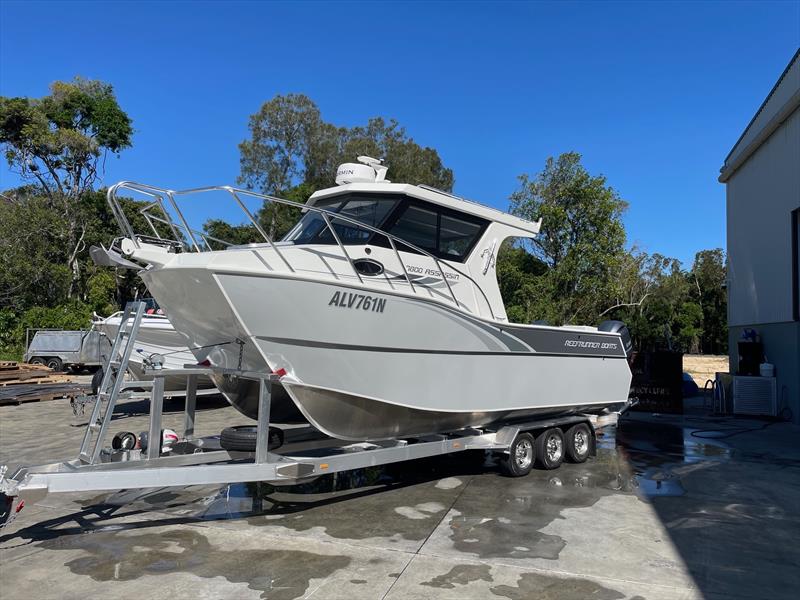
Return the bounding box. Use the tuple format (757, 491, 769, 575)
(107, 182, 496, 319)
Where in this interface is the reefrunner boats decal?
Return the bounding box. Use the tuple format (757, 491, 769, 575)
(328, 290, 387, 313)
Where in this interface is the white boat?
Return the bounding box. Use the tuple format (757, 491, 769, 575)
(101, 157, 633, 440)
(93, 305, 216, 393)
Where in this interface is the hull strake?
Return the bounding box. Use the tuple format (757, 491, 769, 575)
(142, 266, 632, 439)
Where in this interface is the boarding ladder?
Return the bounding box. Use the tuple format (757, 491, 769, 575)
(78, 301, 146, 464)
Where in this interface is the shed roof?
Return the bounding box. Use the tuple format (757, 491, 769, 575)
(719, 49, 800, 183)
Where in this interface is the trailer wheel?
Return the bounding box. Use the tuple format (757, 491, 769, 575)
(29, 357, 46, 367)
(46, 357, 63, 372)
(565, 423, 592, 463)
(220, 425, 284, 452)
(112, 431, 137, 450)
(535, 428, 565, 470)
(502, 432, 535, 477)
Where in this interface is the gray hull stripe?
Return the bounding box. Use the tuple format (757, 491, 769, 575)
(256, 336, 627, 359)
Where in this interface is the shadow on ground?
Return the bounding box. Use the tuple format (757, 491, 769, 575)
(615, 402, 800, 599)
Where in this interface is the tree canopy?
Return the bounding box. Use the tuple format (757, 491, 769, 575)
(1, 78, 134, 301)
(238, 93, 454, 195)
(233, 94, 455, 242)
(1, 77, 133, 202)
(499, 153, 727, 353)
(506, 152, 628, 325)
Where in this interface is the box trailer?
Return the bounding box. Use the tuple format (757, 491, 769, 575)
(23, 329, 110, 372)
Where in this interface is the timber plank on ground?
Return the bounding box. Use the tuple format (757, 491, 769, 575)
(0, 382, 88, 406)
(0, 362, 74, 386)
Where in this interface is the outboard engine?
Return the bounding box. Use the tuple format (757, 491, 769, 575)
(598, 320, 633, 358)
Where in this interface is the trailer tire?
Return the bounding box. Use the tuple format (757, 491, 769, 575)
(565, 423, 592, 463)
(112, 431, 137, 450)
(535, 428, 565, 470)
(502, 432, 535, 477)
(46, 357, 63, 372)
(220, 425, 284, 452)
(29, 357, 46, 367)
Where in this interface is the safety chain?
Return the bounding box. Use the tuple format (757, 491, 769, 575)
(236, 338, 245, 371)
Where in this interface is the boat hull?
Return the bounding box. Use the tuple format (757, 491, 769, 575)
(282, 381, 623, 440)
(142, 265, 632, 440)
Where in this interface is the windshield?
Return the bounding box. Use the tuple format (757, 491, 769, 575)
(282, 194, 400, 245)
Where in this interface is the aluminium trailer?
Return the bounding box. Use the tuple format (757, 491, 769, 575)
(24, 328, 110, 372)
(0, 365, 633, 527)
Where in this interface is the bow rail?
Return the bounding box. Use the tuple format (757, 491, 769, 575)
(107, 182, 496, 319)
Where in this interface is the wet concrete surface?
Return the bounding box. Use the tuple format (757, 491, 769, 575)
(2, 395, 800, 599)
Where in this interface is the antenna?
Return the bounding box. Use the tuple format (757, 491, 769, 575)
(357, 156, 390, 182)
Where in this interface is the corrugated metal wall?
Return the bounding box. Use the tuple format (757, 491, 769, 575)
(726, 107, 800, 327)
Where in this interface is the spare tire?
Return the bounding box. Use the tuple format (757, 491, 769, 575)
(220, 425, 284, 452)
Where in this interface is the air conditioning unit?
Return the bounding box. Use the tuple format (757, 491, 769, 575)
(733, 376, 777, 416)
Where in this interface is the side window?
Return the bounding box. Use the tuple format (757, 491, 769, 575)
(439, 214, 483, 258)
(388, 205, 438, 252)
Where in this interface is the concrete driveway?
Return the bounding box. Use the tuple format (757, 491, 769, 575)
(1, 395, 799, 599)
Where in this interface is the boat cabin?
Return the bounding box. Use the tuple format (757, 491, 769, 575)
(106, 157, 542, 323)
(280, 157, 542, 321)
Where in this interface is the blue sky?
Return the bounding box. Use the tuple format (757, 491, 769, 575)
(1, 1, 798, 267)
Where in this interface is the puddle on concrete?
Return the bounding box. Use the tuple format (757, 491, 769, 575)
(39, 527, 350, 600)
(449, 512, 568, 560)
(435, 477, 464, 490)
(166, 454, 487, 543)
(421, 563, 493, 588)
(614, 416, 734, 499)
(489, 571, 630, 600)
(394, 502, 446, 520)
(441, 450, 642, 560)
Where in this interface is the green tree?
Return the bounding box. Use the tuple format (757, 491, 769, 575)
(1, 78, 132, 201)
(610, 253, 705, 352)
(0, 190, 72, 310)
(203, 219, 259, 249)
(496, 241, 548, 323)
(237, 94, 454, 241)
(508, 152, 628, 325)
(689, 249, 728, 353)
(339, 117, 454, 191)
(0, 78, 133, 293)
(238, 94, 325, 195)
(0, 186, 164, 359)
(675, 301, 704, 353)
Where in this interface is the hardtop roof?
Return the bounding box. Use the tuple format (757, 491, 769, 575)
(309, 182, 542, 237)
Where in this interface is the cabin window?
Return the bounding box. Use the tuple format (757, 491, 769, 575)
(387, 205, 439, 253)
(439, 214, 483, 258)
(386, 202, 488, 261)
(284, 192, 489, 261)
(283, 195, 399, 245)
